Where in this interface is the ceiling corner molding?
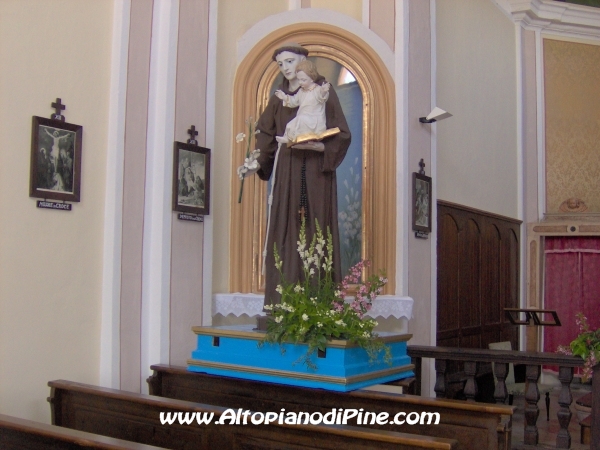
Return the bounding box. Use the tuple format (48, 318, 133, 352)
(492, 0, 600, 39)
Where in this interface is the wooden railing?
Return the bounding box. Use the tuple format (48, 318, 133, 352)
(407, 345, 598, 449)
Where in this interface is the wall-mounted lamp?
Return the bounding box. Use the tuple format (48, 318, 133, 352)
(419, 107, 452, 123)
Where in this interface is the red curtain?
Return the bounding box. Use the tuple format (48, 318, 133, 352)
(543, 237, 600, 365)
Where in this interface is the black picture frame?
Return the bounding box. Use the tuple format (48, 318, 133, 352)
(30, 116, 82, 202)
(172, 141, 210, 215)
(412, 172, 432, 233)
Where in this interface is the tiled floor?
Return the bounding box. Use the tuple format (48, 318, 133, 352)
(510, 384, 591, 449)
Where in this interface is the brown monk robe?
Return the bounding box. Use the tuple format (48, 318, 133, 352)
(256, 73, 351, 308)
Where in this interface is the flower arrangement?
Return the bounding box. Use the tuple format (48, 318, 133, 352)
(338, 156, 362, 274)
(261, 218, 391, 369)
(236, 117, 260, 203)
(557, 312, 600, 382)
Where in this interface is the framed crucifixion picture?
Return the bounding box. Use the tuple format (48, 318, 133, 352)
(29, 116, 82, 202)
(172, 141, 211, 216)
(412, 172, 432, 233)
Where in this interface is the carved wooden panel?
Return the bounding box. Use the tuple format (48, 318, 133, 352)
(437, 201, 521, 351)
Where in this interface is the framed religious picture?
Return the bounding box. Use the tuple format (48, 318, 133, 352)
(29, 116, 83, 202)
(412, 172, 432, 233)
(172, 141, 211, 215)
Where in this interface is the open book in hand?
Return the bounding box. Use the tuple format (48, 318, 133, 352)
(288, 127, 341, 147)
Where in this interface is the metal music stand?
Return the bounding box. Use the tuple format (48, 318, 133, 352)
(504, 308, 561, 327)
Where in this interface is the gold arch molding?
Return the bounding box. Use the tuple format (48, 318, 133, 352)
(230, 23, 396, 294)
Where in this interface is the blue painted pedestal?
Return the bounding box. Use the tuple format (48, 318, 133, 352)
(188, 325, 414, 392)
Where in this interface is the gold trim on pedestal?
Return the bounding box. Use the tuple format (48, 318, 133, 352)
(191, 326, 412, 347)
(187, 358, 414, 385)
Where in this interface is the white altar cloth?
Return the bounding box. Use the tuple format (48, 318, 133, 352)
(213, 293, 414, 320)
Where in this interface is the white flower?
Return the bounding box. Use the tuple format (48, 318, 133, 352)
(309, 268, 315, 276)
(275, 316, 283, 323)
(294, 285, 304, 293)
(302, 314, 309, 321)
(244, 157, 259, 171)
(317, 322, 323, 327)
(237, 165, 248, 180)
(363, 331, 370, 338)
(276, 285, 283, 294)
(236, 132, 246, 143)
(263, 304, 273, 311)
(335, 319, 346, 327)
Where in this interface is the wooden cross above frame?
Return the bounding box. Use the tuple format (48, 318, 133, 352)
(504, 308, 561, 327)
(187, 125, 199, 145)
(51, 98, 66, 122)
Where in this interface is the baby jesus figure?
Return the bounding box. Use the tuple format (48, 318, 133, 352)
(274, 60, 338, 146)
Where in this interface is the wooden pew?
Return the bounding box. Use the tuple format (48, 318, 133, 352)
(148, 364, 514, 450)
(48, 379, 458, 450)
(0, 413, 163, 449)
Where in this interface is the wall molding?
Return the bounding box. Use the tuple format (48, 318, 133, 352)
(492, 0, 600, 39)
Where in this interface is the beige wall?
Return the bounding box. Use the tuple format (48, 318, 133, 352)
(311, 0, 361, 22)
(212, 0, 289, 294)
(544, 38, 600, 214)
(0, 0, 113, 422)
(436, 0, 518, 218)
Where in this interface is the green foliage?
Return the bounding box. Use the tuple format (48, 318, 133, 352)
(262, 219, 391, 370)
(557, 312, 600, 382)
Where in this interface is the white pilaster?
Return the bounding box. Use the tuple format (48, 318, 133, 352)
(362, 0, 370, 27)
(140, 0, 179, 392)
(395, 0, 409, 297)
(100, 0, 131, 389)
(203, 0, 219, 326)
(515, 24, 528, 350)
(428, 0, 438, 392)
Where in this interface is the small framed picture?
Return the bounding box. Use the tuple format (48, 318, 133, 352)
(172, 141, 210, 215)
(29, 116, 82, 202)
(412, 172, 432, 233)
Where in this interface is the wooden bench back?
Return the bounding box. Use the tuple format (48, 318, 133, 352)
(0, 413, 164, 449)
(49, 379, 458, 450)
(148, 364, 514, 450)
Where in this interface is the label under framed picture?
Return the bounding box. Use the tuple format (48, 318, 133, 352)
(29, 116, 83, 203)
(412, 172, 432, 233)
(172, 141, 211, 216)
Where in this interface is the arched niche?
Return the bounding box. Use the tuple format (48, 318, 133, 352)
(229, 23, 396, 294)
